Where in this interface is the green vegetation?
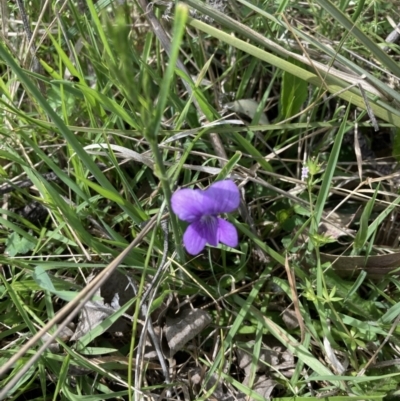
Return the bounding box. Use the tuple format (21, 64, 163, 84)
(0, 0, 400, 399)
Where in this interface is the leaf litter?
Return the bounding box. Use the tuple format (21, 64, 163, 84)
(61, 262, 296, 401)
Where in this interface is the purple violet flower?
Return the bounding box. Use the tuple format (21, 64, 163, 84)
(171, 180, 240, 255)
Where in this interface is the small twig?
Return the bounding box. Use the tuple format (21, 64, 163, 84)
(15, 0, 41, 75)
(15, 0, 36, 64)
(284, 255, 305, 344)
(135, 217, 171, 399)
(135, 302, 170, 397)
(357, 83, 379, 132)
(353, 118, 363, 182)
(383, 22, 400, 52)
(134, 299, 170, 399)
(140, 217, 170, 308)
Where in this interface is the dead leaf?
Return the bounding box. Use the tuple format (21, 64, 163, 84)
(203, 372, 225, 401)
(100, 270, 135, 310)
(226, 99, 269, 124)
(281, 308, 300, 330)
(319, 222, 355, 240)
(41, 325, 74, 353)
(236, 342, 280, 375)
(320, 251, 400, 278)
(324, 336, 348, 374)
(70, 293, 118, 341)
(163, 308, 212, 356)
(244, 375, 284, 400)
(71, 270, 135, 341)
(236, 339, 294, 376)
(297, 210, 355, 247)
(237, 340, 287, 400)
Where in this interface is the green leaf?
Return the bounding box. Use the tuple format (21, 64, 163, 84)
(308, 104, 350, 247)
(353, 184, 379, 254)
(32, 266, 77, 302)
(232, 131, 273, 172)
(5, 233, 35, 257)
(281, 58, 308, 118)
(215, 151, 242, 181)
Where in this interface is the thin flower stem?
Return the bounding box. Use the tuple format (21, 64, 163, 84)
(142, 4, 188, 262)
(150, 143, 185, 262)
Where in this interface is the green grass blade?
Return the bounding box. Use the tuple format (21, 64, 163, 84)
(309, 105, 351, 242)
(316, 0, 400, 78)
(353, 184, 379, 254)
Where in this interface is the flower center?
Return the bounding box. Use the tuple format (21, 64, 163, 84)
(198, 214, 218, 245)
(200, 214, 214, 223)
(200, 214, 218, 234)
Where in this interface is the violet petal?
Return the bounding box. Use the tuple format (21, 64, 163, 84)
(183, 222, 207, 255)
(199, 215, 219, 246)
(200, 180, 240, 215)
(217, 218, 238, 248)
(183, 216, 219, 254)
(171, 188, 204, 222)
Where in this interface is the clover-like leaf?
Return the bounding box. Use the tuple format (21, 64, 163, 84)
(5, 232, 35, 257)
